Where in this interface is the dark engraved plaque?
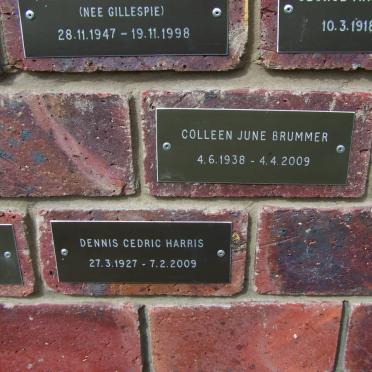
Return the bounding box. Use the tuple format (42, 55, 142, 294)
(0, 225, 23, 285)
(278, 0, 372, 53)
(18, 0, 228, 57)
(156, 109, 354, 185)
(51, 221, 232, 283)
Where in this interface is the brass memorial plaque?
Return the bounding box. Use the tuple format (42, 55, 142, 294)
(18, 0, 228, 57)
(52, 221, 232, 283)
(0, 225, 23, 285)
(156, 109, 354, 185)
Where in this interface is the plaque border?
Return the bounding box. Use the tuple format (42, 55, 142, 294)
(51, 220, 233, 285)
(155, 107, 355, 186)
(18, 0, 229, 58)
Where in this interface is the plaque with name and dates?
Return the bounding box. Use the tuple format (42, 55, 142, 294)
(156, 109, 354, 185)
(278, 0, 372, 53)
(18, 0, 228, 58)
(0, 225, 23, 285)
(51, 221, 231, 283)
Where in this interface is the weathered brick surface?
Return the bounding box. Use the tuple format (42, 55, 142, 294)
(0, 0, 248, 72)
(260, 0, 372, 70)
(0, 93, 135, 197)
(255, 207, 372, 295)
(142, 89, 372, 198)
(37, 208, 248, 296)
(0, 303, 142, 371)
(345, 304, 372, 372)
(257, 207, 372, 294)
(255, 207, 372, 296)
(149, 302, 342, 371)
(0, 210, 34, 297)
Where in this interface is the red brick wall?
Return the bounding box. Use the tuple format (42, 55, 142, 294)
(0, 1, 371, 371)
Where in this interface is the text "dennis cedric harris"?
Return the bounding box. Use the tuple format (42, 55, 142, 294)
(79, 238, 205, 249)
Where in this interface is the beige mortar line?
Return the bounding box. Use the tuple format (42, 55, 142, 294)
(333, 301, 350, 372)
(0, 69, 371, 95)
(0, 293, 371, 306)
(247, 203, 259, 294)
(15, 193, 372, 211)
(133, 91, 147, 196)
(27, 204, 51, 296)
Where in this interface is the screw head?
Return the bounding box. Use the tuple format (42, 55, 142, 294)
(283, 4, 294, 14)
(212, 8, 222, 17)
(232, 232, 241, 244)
(60, 248, 69, 257)
(162, 142, 172, 151)
(25, 9, 35, 20)
(336, 145, 346, 154)
(217, 249, 226, 258)
(3, 251, 12, 259)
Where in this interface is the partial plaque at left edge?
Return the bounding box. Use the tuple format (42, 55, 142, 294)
(0, 225, 23, 285)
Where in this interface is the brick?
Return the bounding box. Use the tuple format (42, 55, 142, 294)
(345, 304, 372, 372)
(0, 93, 135, 197)
(142, 89, 372, 198)
(0, 210, 34, 297)
(0, 303, 141, 371)
(36, 208, 248, 296)
(149, 302, 342, 371)
(255, 207, 372, 296)
(0, 0, 248, 72)
(260, 0, 372, 70)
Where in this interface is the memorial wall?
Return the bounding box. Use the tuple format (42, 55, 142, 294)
(0, 0, 371, 370)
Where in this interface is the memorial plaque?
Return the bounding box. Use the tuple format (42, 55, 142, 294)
(18, 0, 228, 58)
(51, 221, 231, 283)
(0, 225, 23, 285)
(278, 0, 372, 53)
(156, 109, 354, 185)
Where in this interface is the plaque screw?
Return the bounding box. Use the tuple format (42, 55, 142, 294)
(162, 142, 172, 151)
(60, 248, 69, 257)
(3, 251, 12, 259)
(217, 249, 226, 258)
(336, 145, 346, 154)
(25, 9, 35, 20)
(283, 4, 294, 14)
(212, 8, 222, 17)
(232, 232, 241, 244)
